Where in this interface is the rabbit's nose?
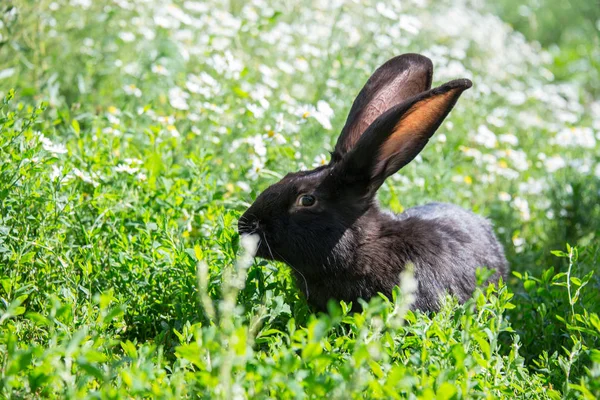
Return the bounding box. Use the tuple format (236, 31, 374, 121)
(238, 216, 260, 235)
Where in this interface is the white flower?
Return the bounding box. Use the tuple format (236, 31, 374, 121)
(518, 178, 545, 195)
(136, 172, 147, 181)
(472, 125, 497, 148)
(72, 168, 99, 187)
(184, 1, 209, 12)
(168, 87, 189, 110)
(151, 64, 170, 76)
(115, 164, 139, 174)
(499, 134, 518, 146)
(544, 155, 566, 173)
(512, 236, 525, 253)
(312, 153, 328, 167)
(552, 127, 596, 148)
(237, 181, 251, 192)
(315, 101, 334, 128)
(40, 134, 67, 154)
(265, 129, 286, 145)
(506, 149, 528, 171)
(399, 14, 421, 35)
(498, 192, 511, 202)
(123, 84, 142, 97)
(302, 101, 334, 130)
(118, 32, 135, 42)
(70, 0, 91, 8)
(247, 157, 265, 180)
(247, 135, 267, 157)
(513, 197, 531, 221)
(0, 68, 15, 80)
(50, 165, 63, 182)
(375, 2, 398, 19)
(123, 158, 143, 165)
(247, 103, 265, 118)
(166, 125, 180, 138)
(506, 91, 527, 105)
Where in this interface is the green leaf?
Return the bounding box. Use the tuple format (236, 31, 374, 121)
(120, 340, 138, 359)
(71, 119, 80, 134)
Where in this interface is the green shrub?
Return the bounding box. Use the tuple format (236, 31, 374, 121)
(1, 0, 599, 397)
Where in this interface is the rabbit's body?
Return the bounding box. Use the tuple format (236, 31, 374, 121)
(239, 54, 508, 312)
(293, 202, 507, 311)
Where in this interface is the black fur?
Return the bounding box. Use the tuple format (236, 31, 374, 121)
(238, 54, 508, 312)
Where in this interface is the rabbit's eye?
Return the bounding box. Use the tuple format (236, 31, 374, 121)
(297, 194, 316, 207)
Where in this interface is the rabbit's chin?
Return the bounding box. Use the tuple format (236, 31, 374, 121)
(253, 241, 277, 261)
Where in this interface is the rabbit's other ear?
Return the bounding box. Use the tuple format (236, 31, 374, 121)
(331, 54, 433, 162)
(340, 79, 472, 191)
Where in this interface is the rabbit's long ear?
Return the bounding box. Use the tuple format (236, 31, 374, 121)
(331, 54, 433, 162)
(338, 79, 472, 191)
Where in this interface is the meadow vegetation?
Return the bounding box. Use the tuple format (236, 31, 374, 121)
(0, 0, 599, 398)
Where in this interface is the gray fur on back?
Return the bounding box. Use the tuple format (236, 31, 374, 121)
(391, 202, 508, 310)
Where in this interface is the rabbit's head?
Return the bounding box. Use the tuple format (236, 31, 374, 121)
(238, 53, 471, 277)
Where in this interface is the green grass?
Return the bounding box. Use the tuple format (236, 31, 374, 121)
(1, 0, 599, 398)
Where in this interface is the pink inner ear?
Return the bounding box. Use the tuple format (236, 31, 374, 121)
(373, 88, 461, 179)
(344, 67, 431, 154)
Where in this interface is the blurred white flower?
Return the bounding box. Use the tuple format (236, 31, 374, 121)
(168, 87, 189, 110)
(166, 125, 180, 138)
(399, 15, 421, 35)
(123, 158, 142, 165)
(313, 101, 334, 130)
(151, 64, 170, 76)
(375, 2, 398, 19)
(72, 168, 99, 187)
(265, 128, 286, 145)
(518, 178, 545, 195)
(512, 236, 525, 253)
(299, 100, 335, 130)
(247, 103, 265, 118)
(115, 164, 139, 174)
(50, 165, 63, 182)
(247, 157, 265, 180)
(40, 134, 67, 154)
(498, 192, 511, 202)
(472, 125, 497, 148)
(237, 181, 251, 192)
(70, 0, 91, 8)
(123, 84, 142, 97)
(0, 68, 15, 80)
(499, 134, 518, 146)
(506, 91, 527, 105)
(186, 72, 221, 97)
(544, 155, 566, 173)
(552, 127, 596, 148)
(208, 51, 243, 80)
(118, 32, 135, 42)
(247, 135, 267, 156)
(184, 1, 209, 13)
(513, 197, 530, 221)
(506, 149, 528, 171)
(312, 153, 328, 167)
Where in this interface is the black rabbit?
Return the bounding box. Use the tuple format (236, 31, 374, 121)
(238, 53, 508, 312)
